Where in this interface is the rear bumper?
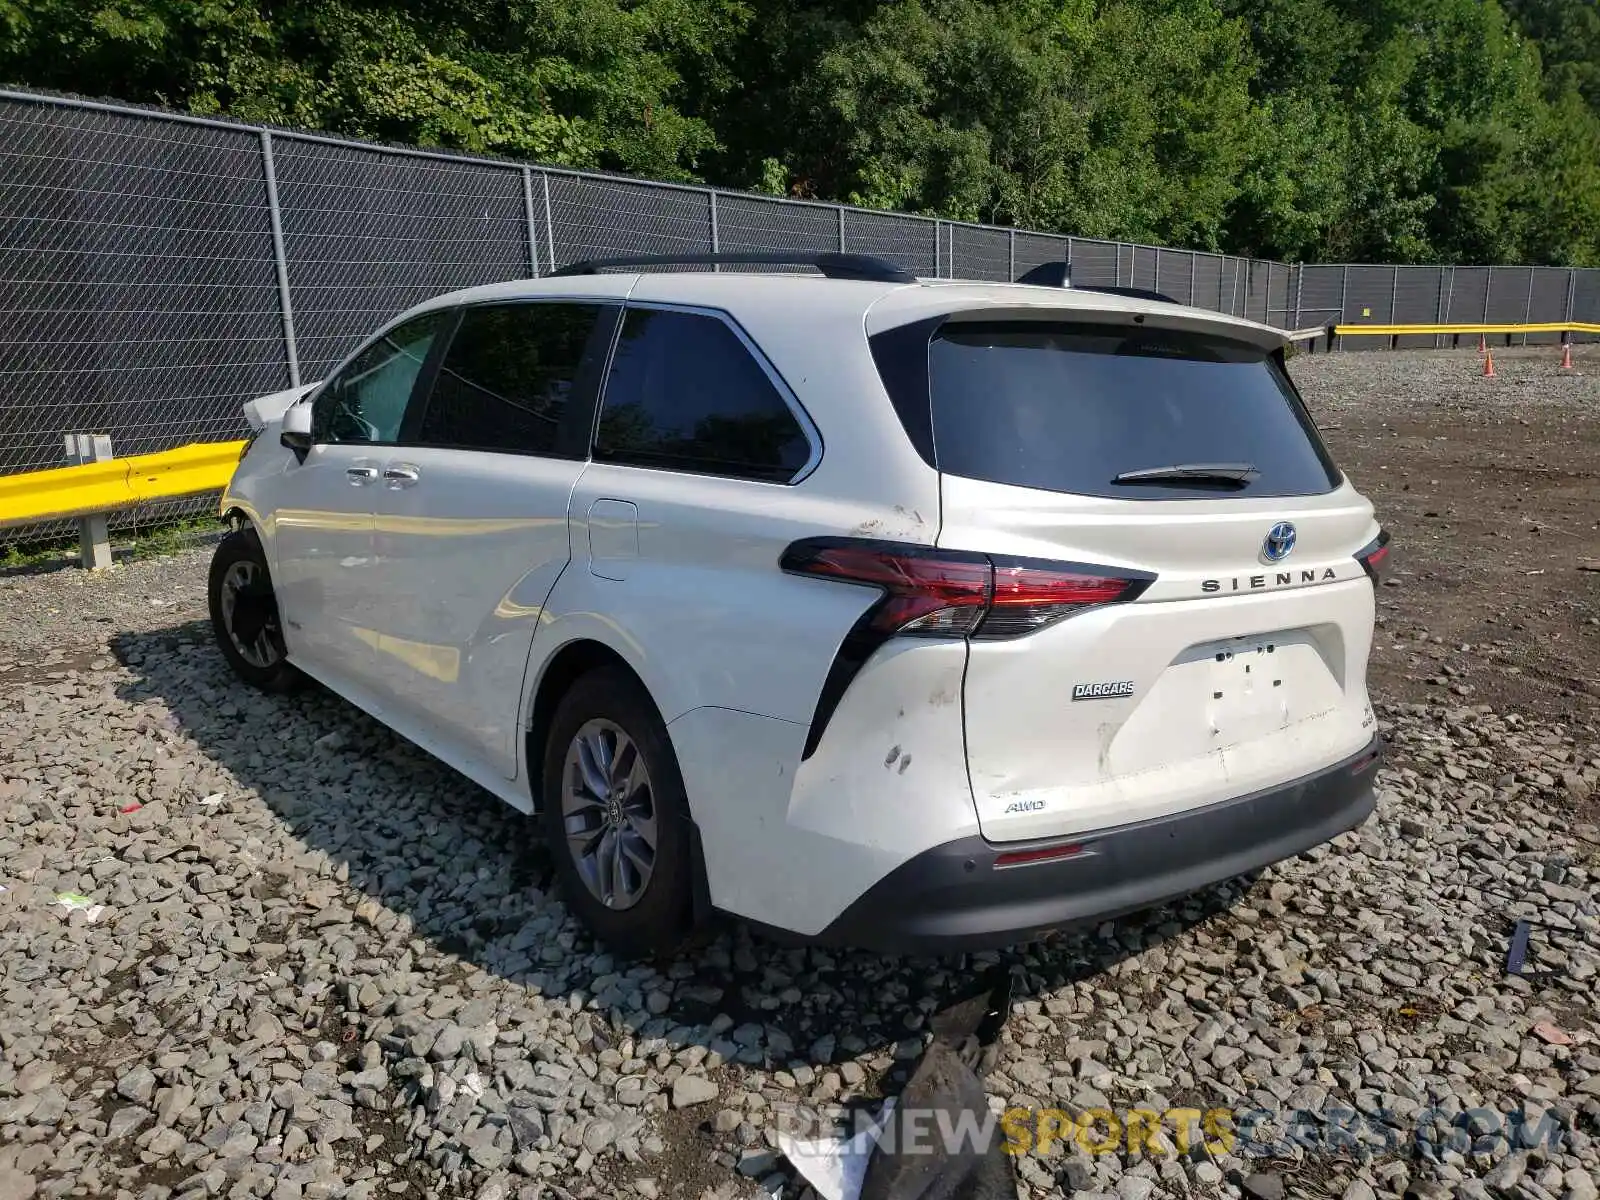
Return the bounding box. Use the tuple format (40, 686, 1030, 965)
(814, 735, 1382, 954)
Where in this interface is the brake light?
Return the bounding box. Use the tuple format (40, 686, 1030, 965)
(1356, 530, 1392, 583)
(780, 538, 1152, 640)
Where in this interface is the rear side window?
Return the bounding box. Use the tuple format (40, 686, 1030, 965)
(902, 321, 1339, 500)
(418, 302, 603, 456)
(594, 308, 812, 483)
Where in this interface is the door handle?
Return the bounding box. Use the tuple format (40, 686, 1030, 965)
(383, 464, 420, 488)
(345, 466, 378, 485)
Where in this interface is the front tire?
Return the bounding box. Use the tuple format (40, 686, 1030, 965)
(208, 528, 301, 694)
(541, 667, 698, 959)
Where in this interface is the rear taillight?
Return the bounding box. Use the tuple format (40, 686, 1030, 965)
(1356, 529, 1391, 583)
(777, 541, 991, 636)
(780, 538, 1152, 640)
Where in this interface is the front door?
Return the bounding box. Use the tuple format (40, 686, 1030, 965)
(270, 310, 449, 695)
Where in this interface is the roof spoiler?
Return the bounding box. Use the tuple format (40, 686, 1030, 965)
(1014, 260, 1180, 305)
(551, 251, 916, 284)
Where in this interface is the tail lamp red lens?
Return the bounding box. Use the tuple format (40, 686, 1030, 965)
(780, 538, 1152, 640)
(1356, 529, 1392, 583)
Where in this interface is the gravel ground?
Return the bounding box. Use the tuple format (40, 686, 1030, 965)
(2, 351, 1599, 1200)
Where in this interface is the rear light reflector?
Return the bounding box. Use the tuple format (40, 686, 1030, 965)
(1348, 745, 1382, 775)
(994, 842, 1089, 869)
(1356, 529, 1392, 583)
(780, 537, 1153, 640)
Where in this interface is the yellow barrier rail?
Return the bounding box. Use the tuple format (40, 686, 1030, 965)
(0, 439, 246, 528)
(1333, 321, 1600, 337)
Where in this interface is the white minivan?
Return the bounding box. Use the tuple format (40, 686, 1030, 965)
(212, 251, 1387, 958)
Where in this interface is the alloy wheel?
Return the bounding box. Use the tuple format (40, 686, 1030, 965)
(560, 718, 658, 910)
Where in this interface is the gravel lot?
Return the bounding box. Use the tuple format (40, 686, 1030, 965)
(2, 349, 1598, 1200)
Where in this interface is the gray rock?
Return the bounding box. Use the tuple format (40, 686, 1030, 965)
(672, 1075, 719, 1109)
(14, 1062, 53, 1094)
(1243, 1173, 1287, 1200)
(116, 1065, 157, 1105)
(1483, 1152, 1528, 1193)
(107, 1105, 153, 1139)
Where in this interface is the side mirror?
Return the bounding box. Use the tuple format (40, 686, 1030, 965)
(280, 401, 312, 460)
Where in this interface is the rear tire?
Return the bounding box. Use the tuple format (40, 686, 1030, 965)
(541, 667, 699, 959)
(208, 527, 302, 694)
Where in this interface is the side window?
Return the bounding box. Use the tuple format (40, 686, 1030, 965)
(594, 308, 812, 483)
(418, 302, 602, 455)
(312, 312, 444, 445)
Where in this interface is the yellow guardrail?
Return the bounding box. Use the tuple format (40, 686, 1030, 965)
(0, 439, 246, 527)
(1333, 321, 1600, 337)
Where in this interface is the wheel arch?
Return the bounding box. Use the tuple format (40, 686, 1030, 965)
(524, 639, 649, 815)
(524, 637, 713, 931)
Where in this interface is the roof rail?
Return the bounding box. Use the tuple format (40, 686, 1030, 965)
(550, 251, 917, 284)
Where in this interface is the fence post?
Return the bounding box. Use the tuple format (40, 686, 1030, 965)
(1522, 268, 1535, 346)
(521, 168, 541, 277)
(1434, 267, 1448, 349)
(541, 174, 556, 274)
(1191, 253, 1199, 310)
(1008, 229, 1015, 281)
(64, 434, 113, 570)
(1483, 265, 1493, 325)
(837, 207, 846, 253)
(934, 219, 942, 279)
(259, 131, 300, 389)
(1566, 267, 1577, 330)
(1338, 265, 1348, 350)
(708, 190, 720, 273)
(1293, 263, 1303, 329)
(1389, 265, 1399, 335)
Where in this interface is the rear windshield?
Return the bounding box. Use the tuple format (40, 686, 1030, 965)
(917, 321, 1340, 500)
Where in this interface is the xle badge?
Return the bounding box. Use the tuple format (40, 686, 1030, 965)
(1072, 680, 1135, 701)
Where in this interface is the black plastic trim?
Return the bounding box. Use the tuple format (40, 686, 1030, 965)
(1073, 284, 1181, 304)
(813, 735, 1383, 953)
(868, 315, 946, 470)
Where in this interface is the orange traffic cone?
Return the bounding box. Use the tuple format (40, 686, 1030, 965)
(1478, 333, 1487, 353)
(1483, 351, 1496, 378)
(1561, 341, 1574, 369)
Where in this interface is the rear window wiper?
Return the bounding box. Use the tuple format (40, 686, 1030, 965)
(1111, 462, 1260, 486)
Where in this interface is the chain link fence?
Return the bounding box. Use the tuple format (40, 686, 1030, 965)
(4, 88, 1598, 545)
